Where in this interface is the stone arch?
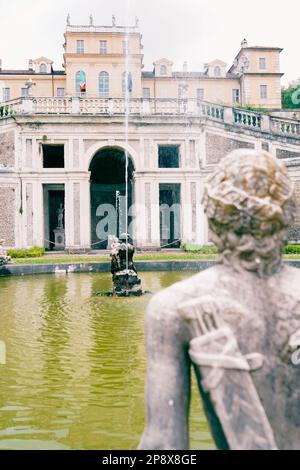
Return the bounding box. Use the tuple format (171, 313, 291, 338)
(88, 145, 136, 249)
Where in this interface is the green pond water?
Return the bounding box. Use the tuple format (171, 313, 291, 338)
(0, 272, 214, 450)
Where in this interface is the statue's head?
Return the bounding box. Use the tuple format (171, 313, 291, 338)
(203, 149, 296, 276)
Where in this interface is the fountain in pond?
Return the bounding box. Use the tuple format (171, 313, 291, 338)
(0, 240, 10, 266)
(110, 233, 142, 297)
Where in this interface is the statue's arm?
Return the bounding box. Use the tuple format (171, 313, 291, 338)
(139, 295, 191, 450)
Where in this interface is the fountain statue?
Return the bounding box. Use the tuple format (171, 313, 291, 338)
(57, 203, 64, 230)
(53, 203, 65, 251)
(110, 234, 142, 297)
(139, 149, 300, 450)
(0, 240, 11, 266)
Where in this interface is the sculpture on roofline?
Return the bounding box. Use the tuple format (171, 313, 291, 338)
(139, 149, 300, 450)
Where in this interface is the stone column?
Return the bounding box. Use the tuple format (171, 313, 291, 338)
(80, 177, 91, 250)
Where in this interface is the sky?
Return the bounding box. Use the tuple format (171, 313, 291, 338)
(0, 0, 298, 85)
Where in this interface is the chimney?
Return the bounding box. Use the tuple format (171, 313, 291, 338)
(241, 38, 248, 48)
(28, 59, 33, 71)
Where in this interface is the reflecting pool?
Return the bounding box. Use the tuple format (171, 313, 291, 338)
(0, 272, 214, 450)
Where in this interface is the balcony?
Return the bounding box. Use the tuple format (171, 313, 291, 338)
(0, 97, 299, 139)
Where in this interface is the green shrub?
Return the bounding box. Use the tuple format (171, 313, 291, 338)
(183, 244, 218, 254)
(8, 246, 45, 259)
(284, 245, 300, 254)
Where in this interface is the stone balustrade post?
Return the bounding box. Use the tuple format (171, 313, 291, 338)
(261, 114, 271, 133)
(71, 97, 80, 114)
(22, 98, 33, 114)
(142, 99, 151, 115)
(223, 106, 234, 124)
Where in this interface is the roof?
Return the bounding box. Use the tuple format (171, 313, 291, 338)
(0, 70, 66, 76)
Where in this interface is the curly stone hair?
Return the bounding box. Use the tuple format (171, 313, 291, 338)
(203, 149, 296, 276)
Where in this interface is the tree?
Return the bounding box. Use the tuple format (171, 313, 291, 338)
(282, 83, 300, 109)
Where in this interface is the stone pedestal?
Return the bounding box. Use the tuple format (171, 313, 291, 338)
(113, 269, 142, 297)
(53, 228, 65, 251)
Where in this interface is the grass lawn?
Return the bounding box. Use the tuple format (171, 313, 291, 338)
(10, 251, 300, 265)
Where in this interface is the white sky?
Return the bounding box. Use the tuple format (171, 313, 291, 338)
(0, 0, 298, 84)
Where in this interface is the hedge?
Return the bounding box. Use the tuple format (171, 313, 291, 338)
(183, 244, 218, 254)
(7, 246, 45, 259)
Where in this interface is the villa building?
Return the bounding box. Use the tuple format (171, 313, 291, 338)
(0, 16, 299, 251)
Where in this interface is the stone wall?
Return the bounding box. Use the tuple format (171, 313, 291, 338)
(0, 130, 15, 168)
(276, 148, 300, 160)
(205, 133, 255, 164)
(289, 179, 300, 242)
(0, 186, 15, 246)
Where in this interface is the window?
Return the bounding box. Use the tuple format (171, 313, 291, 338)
(42, 144, 65, 168)
(122, 71, 133, 95)
(214, 66, 221, 77)
(2, 88, 10, 101)
(100, 40, 107, 54)
(99, 71, 109, 97)
(76, 70, 86, 96)
(232, 89, 240, 104)
(39, 63, 47, 73)
(143, 88, 150, 99)
(158, 145, 180, 168)
(260, 84, 268, 100)
(122, 40, 129, 54)
(21, 87, 29, 97)
(259, 57, 266, 70)
(76, 40, 84, 54)
(262, 142, 269, 151)
(160, 65, 167, 76)
(197, 88, 204, 102)
(57, 88, 65, 97)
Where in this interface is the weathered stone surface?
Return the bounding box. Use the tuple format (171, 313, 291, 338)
(0, 130, 15, 168)
(288, 179, 300, 241)
(73, 182, 81, 245)
(0, 186, 16, 246)
(276, 148, 300, 160)
(140, 149, 300, 450)
(205, 133, 254, 164)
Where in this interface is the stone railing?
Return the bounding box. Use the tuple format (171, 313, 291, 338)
(233, 108, 262, 129)
(270, 117, 300, 137)
(0, 98, 22, 119)
(1, 96, 300, 139)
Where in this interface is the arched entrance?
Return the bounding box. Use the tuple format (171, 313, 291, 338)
(89, 147, 135, 249)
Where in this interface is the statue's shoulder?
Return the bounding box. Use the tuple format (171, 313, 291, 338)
(147, 265, 225, 321)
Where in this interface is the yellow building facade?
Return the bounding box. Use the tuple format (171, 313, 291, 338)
(0, 18, 283, 109)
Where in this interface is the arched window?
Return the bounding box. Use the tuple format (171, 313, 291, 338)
(214, 66, 221, 77)
(122, 71, 133, 95)
(76, 70, 86, 96)
(39, 63, 47, 73)
(160, 65, 167, 76)
(99, 71, 109, 97)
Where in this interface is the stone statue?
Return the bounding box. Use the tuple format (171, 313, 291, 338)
(0, 239, 10, 266)
(139, 149, 300, 450)
(135, 16, 139, 28)
(89, 14, 94, 26)
(110, 234, 142, 296)
(57, 203, 64, 229)
(112, 15, 116, 27)
(66, 14, 70, 26)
